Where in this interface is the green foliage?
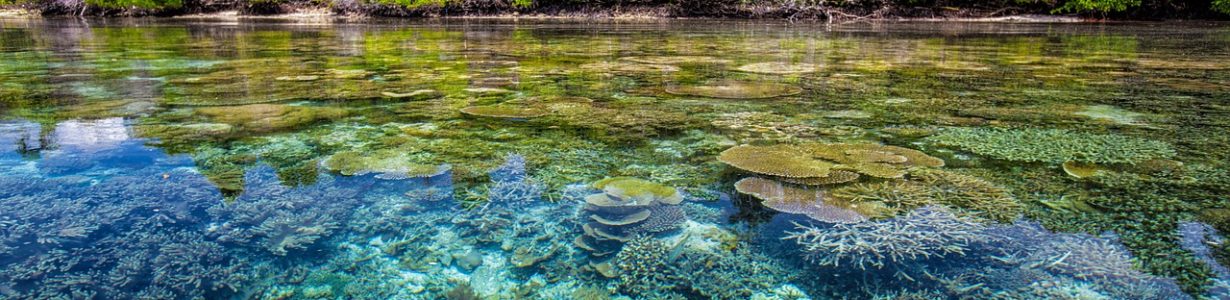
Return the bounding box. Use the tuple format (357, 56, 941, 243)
(1214, 0, 1230, 14)
(1052, 0, 1139, 13)
(368, 0, 448, 8)
(84, 0, 182, 9)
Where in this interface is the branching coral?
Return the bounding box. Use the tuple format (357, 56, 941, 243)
(785, 206, 988, 270)
(926, 127, 1175, 164)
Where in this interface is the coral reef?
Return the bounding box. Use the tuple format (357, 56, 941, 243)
(576, 177, 687, 256)
(785, 206, 988, 269)
(620, 56, 733, 65)
(829, 168, 1022, 222)
(320, 149, 451, 179)
(926, 127, 1175, 164)
(719, 143, 943, 182)
(195, 104, 348, 133)
(735, 177, 887, 223)
(666, 80, 803, 99)
(735, 62, 822, 74)
(460, 105, 550, 119)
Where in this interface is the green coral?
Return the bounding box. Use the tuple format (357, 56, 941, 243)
(926, 127, 1175, 164)
(592, 177, 680, 201)
(321, 149, 447, 178)
(830, 168, 1022, 222)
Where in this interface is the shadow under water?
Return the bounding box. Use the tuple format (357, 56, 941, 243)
(1, 18, 1230, 299)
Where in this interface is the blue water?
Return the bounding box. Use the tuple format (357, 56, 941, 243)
(2, 19, 1230, 299)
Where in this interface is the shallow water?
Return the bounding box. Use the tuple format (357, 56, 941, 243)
(1, 18, 1230, 299)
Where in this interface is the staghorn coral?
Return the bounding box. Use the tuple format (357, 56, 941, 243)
(470, 154, 545, 210)
(709, 112, 825, 142)
(0, 169, 251, 299)
(926, 127, 1175, 164)
(980, 221, 1190, 300)
(785, 206, 988, 270)
(208, 166, 364, 256)
(1177, 222, 1230, 278)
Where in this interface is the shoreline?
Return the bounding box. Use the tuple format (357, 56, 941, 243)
(1, 7, 1215, 23)
(165, 9, 1094, 23)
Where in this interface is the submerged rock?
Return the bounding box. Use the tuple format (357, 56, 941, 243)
(381, 89, 443, 101)
(734, 62, 821, 74)
(620, 56, 732, 65)
(665, 80, 802, 99)
(460, 105, 549, 119)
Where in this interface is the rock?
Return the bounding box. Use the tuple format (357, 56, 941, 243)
(381, 89, 443, 101)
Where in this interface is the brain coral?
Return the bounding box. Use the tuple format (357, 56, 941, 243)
(925, 127, 1175, 164)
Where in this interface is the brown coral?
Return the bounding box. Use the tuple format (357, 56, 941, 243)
(734, 177, 886, 223)
(665, 80, 802, 99)
(829, 169, 1021, 222)
(719, 143, 943, 183)
(733, 62, 821, 74)
(718, 145, 834, 179)
(460, 105, 549, 119)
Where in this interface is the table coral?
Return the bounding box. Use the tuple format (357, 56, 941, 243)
(735, 177, 887, 223)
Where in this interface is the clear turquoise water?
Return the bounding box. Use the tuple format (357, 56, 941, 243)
(1, 18, 1230, 299)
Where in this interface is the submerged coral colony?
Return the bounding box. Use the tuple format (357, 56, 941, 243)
(2, 24, 1230, 300)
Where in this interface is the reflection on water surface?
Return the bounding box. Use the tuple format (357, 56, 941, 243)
(1, 19, 1230, 299)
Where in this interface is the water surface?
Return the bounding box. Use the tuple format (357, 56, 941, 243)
(1, 18, 1230, 299)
